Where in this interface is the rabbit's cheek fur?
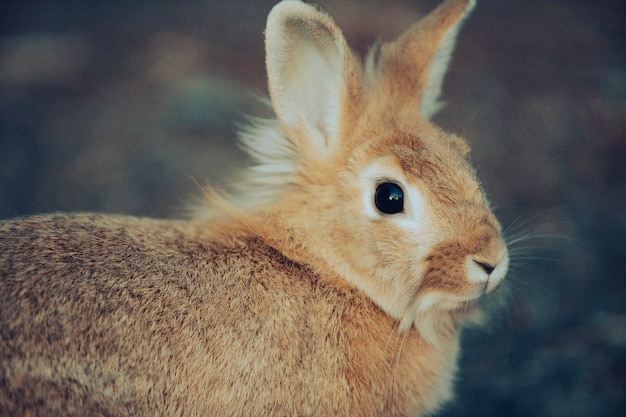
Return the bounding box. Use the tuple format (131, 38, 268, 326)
(421, 241, 486, 300)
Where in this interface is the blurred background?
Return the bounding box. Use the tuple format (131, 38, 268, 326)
(1, 0, 624, 415)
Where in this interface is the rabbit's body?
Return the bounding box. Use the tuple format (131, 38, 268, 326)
(1, 1, 509, 416)
(1, 213, 457, 416)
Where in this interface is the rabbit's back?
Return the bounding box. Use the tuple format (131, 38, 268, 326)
(0, 213, 445, 416)
(0, 214, 307, 415)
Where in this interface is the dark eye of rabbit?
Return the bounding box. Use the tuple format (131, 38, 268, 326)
(374, 182, 404, 215)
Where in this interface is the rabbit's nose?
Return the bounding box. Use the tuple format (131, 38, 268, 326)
(466, 245, 508, 290)
(473, 260, 495, 275)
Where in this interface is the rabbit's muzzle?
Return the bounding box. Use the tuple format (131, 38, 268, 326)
(417, 220, 509, 307)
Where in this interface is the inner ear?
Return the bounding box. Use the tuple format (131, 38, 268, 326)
(265, 1, 350, 156)
(277, 19, 343, 135)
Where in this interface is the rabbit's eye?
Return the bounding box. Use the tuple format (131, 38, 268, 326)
(374, 182, 404, 215)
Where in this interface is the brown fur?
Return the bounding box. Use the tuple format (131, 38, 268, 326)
(1, 1, 508, 416)
(1, 214, 456, 416)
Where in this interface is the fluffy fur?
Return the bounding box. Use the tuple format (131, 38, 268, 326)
(0, 1, 509, 416)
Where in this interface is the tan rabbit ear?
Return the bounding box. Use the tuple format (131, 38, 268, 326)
(368, 0, 476, 120)
(265, 0, 355, 158)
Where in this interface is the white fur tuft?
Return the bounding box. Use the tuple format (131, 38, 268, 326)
(234, 117, 299, 209)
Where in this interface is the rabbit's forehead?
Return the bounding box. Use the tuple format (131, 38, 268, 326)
(353, 134, 482, 207)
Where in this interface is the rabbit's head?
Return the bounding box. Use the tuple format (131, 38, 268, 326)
(230, 0, 508, 342)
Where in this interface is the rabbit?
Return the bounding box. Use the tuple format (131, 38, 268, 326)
(0, 0, 509, 416)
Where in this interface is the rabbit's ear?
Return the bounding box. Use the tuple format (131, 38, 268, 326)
(265, 0, 356, 158)
(368, 0, 475, 119)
